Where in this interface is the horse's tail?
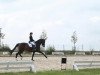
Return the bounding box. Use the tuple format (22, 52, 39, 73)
(9, 43, 19, 55)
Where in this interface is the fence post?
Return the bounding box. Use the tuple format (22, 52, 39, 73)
(73, 64, 79, 71)
(90, 61, 93, 67)
(30, 65, 36, 72)
(6, 61, 9, 70)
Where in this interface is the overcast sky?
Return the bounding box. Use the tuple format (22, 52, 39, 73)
(0, 0, 100, 50)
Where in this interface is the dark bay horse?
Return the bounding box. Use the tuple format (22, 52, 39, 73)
(10, 39, 47, 61)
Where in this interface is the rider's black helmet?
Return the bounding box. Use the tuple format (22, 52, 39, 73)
(30, 32, 33, 35)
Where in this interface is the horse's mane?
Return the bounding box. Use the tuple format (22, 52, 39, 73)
(35, 39, 44, 43)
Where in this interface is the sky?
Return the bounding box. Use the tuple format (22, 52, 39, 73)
(0, 0, 100, 51)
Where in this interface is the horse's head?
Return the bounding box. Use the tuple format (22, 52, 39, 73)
(40, 39, 45, 47)
(36, 39, 45, 47)
(42, 39, 45, 47)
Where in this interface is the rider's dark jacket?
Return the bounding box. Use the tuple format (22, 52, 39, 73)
(29, 35, 35, 43)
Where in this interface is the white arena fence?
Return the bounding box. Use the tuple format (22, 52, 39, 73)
(52, 52, 64, 55)
(73, 61, 100, 71)
(75, 51, 85, 55)
(0, 61, 36, 72)
(92, 51, 100, 55)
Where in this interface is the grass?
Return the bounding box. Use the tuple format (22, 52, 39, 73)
(0, 69, 100, 75)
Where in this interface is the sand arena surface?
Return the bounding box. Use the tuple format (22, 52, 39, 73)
(0, 55, 100, 72)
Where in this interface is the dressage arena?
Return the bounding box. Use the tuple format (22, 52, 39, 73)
(0, 55, 100, 72)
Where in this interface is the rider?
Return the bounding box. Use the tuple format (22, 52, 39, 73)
(29, 32, 36, 49)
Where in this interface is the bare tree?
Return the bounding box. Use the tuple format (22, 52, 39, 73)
(71, 31, 77, 51)
(40, 30, 48, 40)
(0, 28, 5, 47)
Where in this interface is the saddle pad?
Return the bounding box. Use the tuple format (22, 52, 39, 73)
(28, 43, 32, 47)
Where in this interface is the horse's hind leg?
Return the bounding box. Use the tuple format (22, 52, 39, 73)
(16, 52, 23, 61)
(16, 52, 19, 61)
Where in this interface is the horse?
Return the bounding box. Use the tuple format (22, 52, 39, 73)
(9, 39, 47, 61)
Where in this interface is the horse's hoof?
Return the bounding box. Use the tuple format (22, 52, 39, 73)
(21, 57, 23, 60)
(31, 59, 34, 61)
(16, 58, 18, 61)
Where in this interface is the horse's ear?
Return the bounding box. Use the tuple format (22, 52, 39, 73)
(45, 37, 48, 40)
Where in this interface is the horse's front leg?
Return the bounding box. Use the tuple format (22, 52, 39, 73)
(31, 51, 35, 61)
(39, 51, 47, 58)
(19, 53, 23, 60)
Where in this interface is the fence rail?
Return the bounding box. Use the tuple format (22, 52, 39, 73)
(73, 61, 100, 71)
(0, 61, 35, 72)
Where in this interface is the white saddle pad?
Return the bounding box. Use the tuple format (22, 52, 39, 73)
(28, 43, 32, 47)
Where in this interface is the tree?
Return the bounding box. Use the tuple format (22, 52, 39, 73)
(45, 45, 55, 55)
(0, 45, 11, 52)
(40, 30, 48, 40)
(0, 28, 5, 47)
(71, 31, 77, 51)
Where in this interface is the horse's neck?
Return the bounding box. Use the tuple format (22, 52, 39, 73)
(36, 40, 41, 46)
